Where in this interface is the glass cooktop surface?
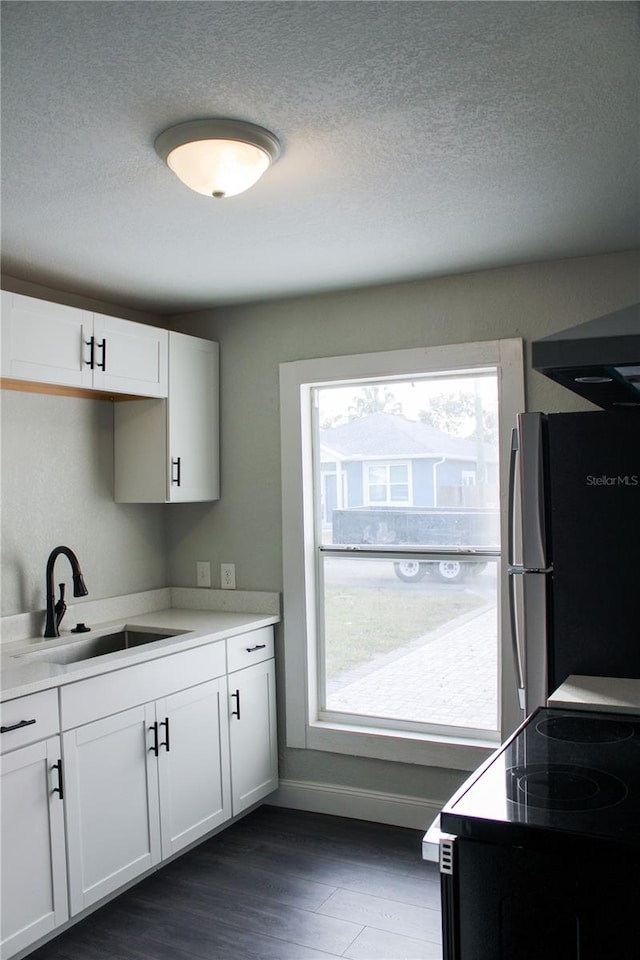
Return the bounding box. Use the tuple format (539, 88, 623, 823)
(441, 707, 640, 846)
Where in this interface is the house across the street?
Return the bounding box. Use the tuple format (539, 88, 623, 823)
(319, 411, 499, 522)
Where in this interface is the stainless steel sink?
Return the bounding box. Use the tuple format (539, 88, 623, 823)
(13, 628, 187, 665)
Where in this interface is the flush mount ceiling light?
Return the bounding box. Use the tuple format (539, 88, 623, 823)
(155, 118, 281, 199)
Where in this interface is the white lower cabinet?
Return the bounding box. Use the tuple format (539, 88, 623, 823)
(63, 677, 231, 915)
(156, 678, 231, 859)
(228, 659, 278, 815)
(0, 627, 277, 959)
(62, 704, 162, 915)
(0, 737, 68, 960)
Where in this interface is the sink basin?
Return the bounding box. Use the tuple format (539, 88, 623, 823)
(14, 628, 187, 665)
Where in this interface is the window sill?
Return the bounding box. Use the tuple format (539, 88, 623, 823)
(305, 719, 498, 771)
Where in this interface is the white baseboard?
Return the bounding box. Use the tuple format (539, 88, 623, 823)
(267, 778, 441, 831)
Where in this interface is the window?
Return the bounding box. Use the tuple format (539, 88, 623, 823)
(280, 340, 524, 770)
(365, 462, 410, 505)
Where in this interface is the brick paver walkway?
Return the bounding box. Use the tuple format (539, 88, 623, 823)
(327, 605, 498, 730)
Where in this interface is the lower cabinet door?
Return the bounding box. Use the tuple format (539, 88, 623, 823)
(156, 678, 231, 860)
(63, 705, 161, 915)
(228, 660, 278, 815)
(0, 737, 68, 960)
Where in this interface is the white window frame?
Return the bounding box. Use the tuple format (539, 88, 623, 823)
(280, 339, 524, 771)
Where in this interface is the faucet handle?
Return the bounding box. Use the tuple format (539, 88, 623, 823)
(54, 583, 67, 629)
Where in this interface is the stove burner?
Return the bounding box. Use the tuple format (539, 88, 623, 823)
(507, 763, 628, 811)
(536, 715, 634, 744)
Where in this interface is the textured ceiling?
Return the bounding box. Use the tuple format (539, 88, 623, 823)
(1, 1, 638, 314)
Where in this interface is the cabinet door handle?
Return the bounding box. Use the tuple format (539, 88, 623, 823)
(85, 336, 95, 369)
(1, 718, 37, 734)
(159, 717, 170, 752)
(149, 721, 159, 757)
(52, 760, 64, 800)
(97, 338, 107, 371)
(246, 644, 267, 653)
(231, 690, 241, 720)
(171, 457, 182, 486)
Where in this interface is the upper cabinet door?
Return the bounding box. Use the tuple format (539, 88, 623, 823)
(113, 331, 219, 503)
(1, 292, 168, 398)
(1, 291, 93, 389)
(168, 331, 219, 502)
(92, 314, 168, 398)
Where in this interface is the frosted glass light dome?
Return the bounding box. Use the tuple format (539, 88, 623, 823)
(155, 119, 281, 199)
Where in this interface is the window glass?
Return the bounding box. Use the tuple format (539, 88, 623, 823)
(315, 372, 500, 734)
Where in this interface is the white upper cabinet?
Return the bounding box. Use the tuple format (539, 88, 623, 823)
(90, 312, 167, 397)
(168, 332, 219, 502)
(114, 331, 219, 503)
(1, 291, 93, 390)
(1, 292, 168, 397)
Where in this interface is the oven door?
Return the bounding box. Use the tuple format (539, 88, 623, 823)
(438, 833, 638, 960)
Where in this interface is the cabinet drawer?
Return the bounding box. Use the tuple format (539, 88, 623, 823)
(60, 640, 226, 729)
(226, 627, 274, 673)
(0, 689, 59, 753)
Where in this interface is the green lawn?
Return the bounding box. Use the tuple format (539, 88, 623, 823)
(323, 585, 486, 679)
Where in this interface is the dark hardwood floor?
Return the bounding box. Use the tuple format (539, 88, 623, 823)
(28, 805, 443, 960)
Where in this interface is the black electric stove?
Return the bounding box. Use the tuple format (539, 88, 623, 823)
(441, 706, 640, 849)
(437, 707, 640, 960)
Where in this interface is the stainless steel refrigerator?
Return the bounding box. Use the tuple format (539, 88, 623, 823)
(508, 409, 640, 714)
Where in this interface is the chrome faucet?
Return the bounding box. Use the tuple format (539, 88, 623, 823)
(44, 546, 89, 638)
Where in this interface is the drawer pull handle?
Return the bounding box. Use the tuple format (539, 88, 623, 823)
(1, 718, 37, 734)
(246, 644, 267, 653)
(159, 717, 170, 752)
(149, 721, 159, 757)
(231, 690, 241, 720)
(52, 760, 64, 800)
(171, 457, 182, 486)
(85, 336, 95, 369)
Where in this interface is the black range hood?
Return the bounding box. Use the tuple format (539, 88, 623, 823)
(532, 302, 640, 409)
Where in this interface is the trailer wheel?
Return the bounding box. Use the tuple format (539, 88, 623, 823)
(393, 560, 428, 582)
(434, 560, 467, 583)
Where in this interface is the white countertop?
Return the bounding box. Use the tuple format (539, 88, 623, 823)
(548, 675, 640, 715)
(1, 604, 279, 702)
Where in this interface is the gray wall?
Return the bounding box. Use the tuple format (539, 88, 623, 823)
(0, 392, 167, 617)
(166, 250, 640, 804)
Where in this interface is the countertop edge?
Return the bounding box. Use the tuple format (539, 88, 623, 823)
(1, 608, 280, 702)
(548, 675, 640, 715)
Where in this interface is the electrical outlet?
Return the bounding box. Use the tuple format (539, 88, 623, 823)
(196, 561, 211, 588)
(221, 563, 236, 590)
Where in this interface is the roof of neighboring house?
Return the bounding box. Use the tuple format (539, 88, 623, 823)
(320, 412, 497, 461)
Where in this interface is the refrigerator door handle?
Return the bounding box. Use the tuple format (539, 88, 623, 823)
(517, 413, 550, 572)
(508, 426, 527, 711)
(508, 571, 526, 712)
(508, 426, 519, 568)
